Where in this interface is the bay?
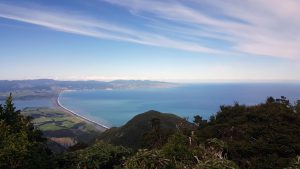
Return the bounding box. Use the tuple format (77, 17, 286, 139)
(59, 83, 300, 127)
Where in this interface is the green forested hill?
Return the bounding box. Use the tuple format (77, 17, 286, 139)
(98, 110, 190, 149)
(195, 97, 300, 169)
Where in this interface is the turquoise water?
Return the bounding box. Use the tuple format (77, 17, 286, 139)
(59, 83, 300, 127)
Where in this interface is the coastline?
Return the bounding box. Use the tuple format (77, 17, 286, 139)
(55, 91, 110, 131)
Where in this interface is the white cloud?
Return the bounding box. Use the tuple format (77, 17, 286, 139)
(105, 0, 300, 59)
(1, 1, 300, 59)
(0, 3, 222, 54)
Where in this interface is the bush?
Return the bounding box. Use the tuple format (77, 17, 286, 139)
(124, 149, 172, 169)
(194, 159, 239, 169)
(285, 156, 300, 169)
(162, 132, 195, 165)
(57, 141, 131, 169)
(196, 97, 300, 169)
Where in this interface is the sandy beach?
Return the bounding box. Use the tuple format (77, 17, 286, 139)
(52, 92, 109, 131)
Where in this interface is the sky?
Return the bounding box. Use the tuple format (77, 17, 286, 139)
(0, 0, 300, 82)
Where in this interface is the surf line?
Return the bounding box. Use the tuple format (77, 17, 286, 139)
(57, 92, 110, 129)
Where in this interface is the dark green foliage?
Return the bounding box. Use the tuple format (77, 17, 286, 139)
(194, 115, 207, 129)
(124, 149, 172, 169)
(162, 132, 195, 165)
(0, 93, 52, 169)
(194, 159, 239, 169)
(124, 133, 238, 169)
(196, 97, 300, 169)
(99, 110, 188, 149)
(161, 128, 238, 168)
(56, 141, 132, 169)
(295, 100, 300, 113)
(52, 109, 237, 169)
(285, 156, 300, 169)
(67, 142, 89, 152)
(1, 93, 21, 129)
(143, 118, 166, 149)
(266, 96, 275, 104)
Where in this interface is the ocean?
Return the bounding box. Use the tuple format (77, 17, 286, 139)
(56, 83, 300, 127)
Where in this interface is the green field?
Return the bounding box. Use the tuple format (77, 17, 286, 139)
(22, 108, 85, 130)
(21, 107, 104, 145)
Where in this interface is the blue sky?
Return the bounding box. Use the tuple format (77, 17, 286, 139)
(0, 0, 300, 82)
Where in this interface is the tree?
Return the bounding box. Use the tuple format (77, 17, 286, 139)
(124, 149, 172, 169)
(285, 156, 300, 169)
(295, 100, 300, 113)
(193, 159, 239, 169)
(0, 93, 52, 169)
(57, 141, 131, 169)
(162, 132, 195, 166)
(2, 93, 20, 129)
(196, 97, 300, 169)
(266, 96, 275, 104)
(143, 118, 165, 149)
(194, 115, 207, 129)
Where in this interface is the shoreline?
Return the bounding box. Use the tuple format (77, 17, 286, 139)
(55, 92, 110, 130)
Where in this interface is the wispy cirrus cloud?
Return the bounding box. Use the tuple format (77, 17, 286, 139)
(0, 2, 222, 54)
(1, 0, 300, 59)
(104, 0, 300, 60)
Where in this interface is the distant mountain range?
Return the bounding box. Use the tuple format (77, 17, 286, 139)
(0, 79, 178, 100)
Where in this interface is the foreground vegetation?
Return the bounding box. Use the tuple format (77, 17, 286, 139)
(195, 96, 300, 168)
(1, 94, 300, 169)
(0, 94, 52, 169)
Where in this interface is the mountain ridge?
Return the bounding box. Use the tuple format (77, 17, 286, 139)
(0, 79, 178, 100)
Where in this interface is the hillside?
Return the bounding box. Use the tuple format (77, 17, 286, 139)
(99, 110, 189, 149)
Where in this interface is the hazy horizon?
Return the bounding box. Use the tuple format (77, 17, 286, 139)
(1, 78, 300, 84)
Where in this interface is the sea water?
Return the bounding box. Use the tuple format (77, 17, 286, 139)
(58, 83, 300, 127)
